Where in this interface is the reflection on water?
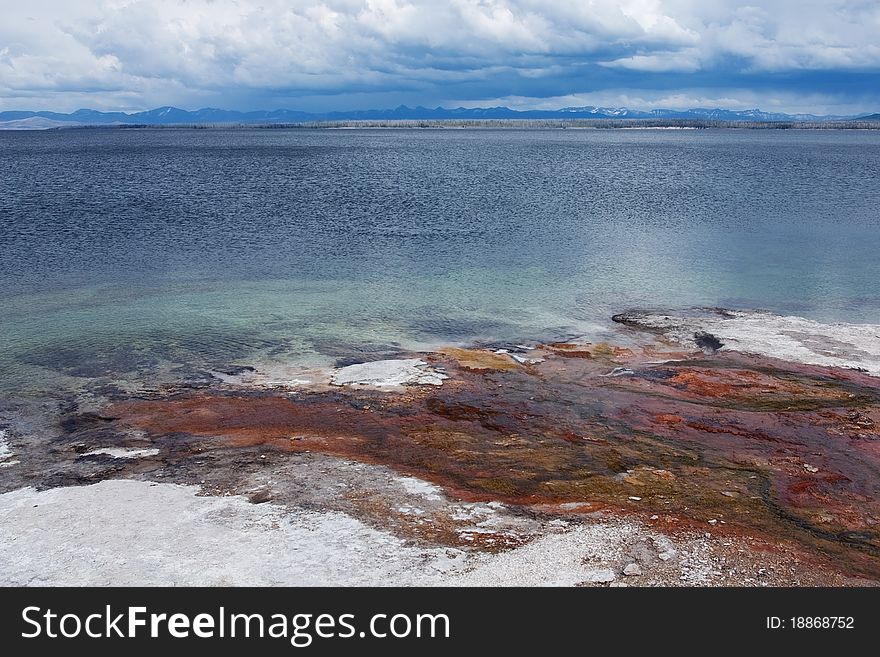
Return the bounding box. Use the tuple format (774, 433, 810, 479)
(1, 128, 879, 393)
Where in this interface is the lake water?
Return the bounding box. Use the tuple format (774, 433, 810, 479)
(2, 128, 879, 393)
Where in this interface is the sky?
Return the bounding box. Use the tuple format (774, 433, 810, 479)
(1, 0, 879, 115)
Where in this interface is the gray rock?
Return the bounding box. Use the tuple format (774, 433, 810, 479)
(583, 568, 616, 583)
(602, 367, 635, 377)
(623, 563, 642, 576)
(330, 359, 447, 387)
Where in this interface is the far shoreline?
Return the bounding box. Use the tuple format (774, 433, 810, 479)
(4, 118, 880, 131)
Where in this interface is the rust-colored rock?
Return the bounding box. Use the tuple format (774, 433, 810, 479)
(109, 348, 880, 579)
(542, 342, 594, 358)
(438, 347, 519, 371)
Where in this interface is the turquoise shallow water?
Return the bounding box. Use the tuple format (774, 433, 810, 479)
(1, 128, 879, 393)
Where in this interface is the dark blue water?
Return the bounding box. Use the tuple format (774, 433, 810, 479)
(1, 128, 879, 390)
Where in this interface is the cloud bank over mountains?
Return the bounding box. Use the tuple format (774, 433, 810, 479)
(1, 1, 878, 114)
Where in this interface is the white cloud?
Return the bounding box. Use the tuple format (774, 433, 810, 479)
(0, 0, 878, 111)
(602, 49, 701, 72)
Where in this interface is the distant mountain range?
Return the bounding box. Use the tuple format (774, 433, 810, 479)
(2, 105, 879, 128)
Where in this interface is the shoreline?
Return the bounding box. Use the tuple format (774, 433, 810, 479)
(5, 119, 880, 132)
(1, 307, 879, 586)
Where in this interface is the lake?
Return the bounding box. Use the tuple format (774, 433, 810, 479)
(2, 127, 879, 393)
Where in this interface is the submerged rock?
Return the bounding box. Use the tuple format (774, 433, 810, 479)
(330, 359, 448, 387)
(693, 331, 724, 354)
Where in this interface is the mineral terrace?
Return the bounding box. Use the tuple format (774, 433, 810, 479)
(1, 309, 878, 586)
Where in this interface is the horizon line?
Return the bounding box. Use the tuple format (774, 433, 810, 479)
(3, 104, 879, 121)
(8, 104, 880, 114)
